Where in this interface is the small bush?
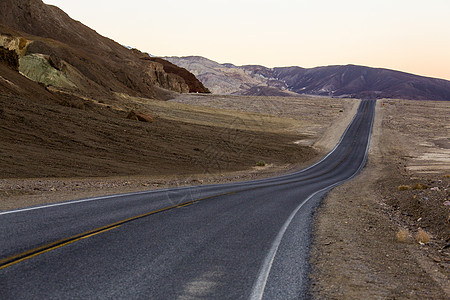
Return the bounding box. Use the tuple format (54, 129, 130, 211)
(396, 229, 411, 243)
(443, 174, 450, 179)
(398, 185, 411, 191)
(415, 229, 431, 244)
(256, 160, 266, 167)
(339, 109, 344, 112)
(412, 183, 428, 190)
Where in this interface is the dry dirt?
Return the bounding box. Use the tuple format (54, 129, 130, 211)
(0, 94, 358, 211)
(310, 99, 449, 299)
(170, 94, 358, 150)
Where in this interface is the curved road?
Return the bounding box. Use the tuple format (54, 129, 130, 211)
(0, 99, 375, 299)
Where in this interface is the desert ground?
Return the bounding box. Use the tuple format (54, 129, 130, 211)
(310, 99, 449, 299)
(0, 94, 357, 210)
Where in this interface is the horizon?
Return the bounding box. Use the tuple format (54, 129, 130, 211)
(43, 0, 450, 81)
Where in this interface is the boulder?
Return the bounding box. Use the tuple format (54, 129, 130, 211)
(126, 110, 154, 123)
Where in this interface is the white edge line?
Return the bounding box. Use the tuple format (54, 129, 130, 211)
(249, 190, 322, 300)
(0, 101, 365, 216)
(0, 188, 173, 216)
(249, 100, 375, 300)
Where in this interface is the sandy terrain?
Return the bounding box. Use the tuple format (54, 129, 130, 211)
(0, 94, 358, 211)
(311, 99, 449, 299)
(170, 94, 359, 151)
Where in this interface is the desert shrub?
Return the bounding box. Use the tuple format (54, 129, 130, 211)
(412, 183, 428, 190)
(397, 185, 411, 191)
(415, 229, 431, 244)
(396, 229, 411, 243)
(256, 160, 266, 167)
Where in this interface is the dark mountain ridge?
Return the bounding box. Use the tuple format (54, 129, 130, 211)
(273, 64, 450, 100)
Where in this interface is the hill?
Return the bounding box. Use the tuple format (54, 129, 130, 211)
(165, 56, 450, 100)
(0, 0, 208, 100)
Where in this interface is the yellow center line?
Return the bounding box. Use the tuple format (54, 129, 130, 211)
(0, 192, 236, 270)
(177, 202, 194, 208)
(0, 225, 122, 270)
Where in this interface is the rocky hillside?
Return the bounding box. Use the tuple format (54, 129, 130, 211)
(165, 56, 450, 100)
(0, 0, 208, 100)
(163, 56, 288, 95)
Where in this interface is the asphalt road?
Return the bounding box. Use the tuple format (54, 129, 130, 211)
(0, 99, 375, 299)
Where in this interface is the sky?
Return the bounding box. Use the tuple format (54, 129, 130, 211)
(43, 0, 450, 80)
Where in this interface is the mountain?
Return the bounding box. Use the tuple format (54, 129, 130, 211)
(0, 0, 208, 100)
(165, 56, 450, 100)
(272, 65, 450, 100)
(162, 56, 291, 96)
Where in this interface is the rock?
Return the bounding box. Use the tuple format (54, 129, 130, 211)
(432, 257, 441, 263)
(18, 54, 78, 90)
(0, 35, 29, 57)
(48, 54, 63, 71)
(0, 47, 19, 71)
(126, 110, 154, 123)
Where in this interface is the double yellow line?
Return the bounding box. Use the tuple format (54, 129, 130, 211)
(0, 193, 234, 270)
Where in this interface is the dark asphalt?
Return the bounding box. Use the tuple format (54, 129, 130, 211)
(0, 99, 375, 299)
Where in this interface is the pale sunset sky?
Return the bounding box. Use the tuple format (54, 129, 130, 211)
(43, 0, 450, 80)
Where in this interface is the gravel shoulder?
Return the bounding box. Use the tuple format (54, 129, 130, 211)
(310, 100, 449, 299)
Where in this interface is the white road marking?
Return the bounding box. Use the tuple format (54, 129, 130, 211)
(0, 189, 169, 216)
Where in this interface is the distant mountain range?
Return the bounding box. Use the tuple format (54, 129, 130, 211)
(164, 56, 450, 100)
